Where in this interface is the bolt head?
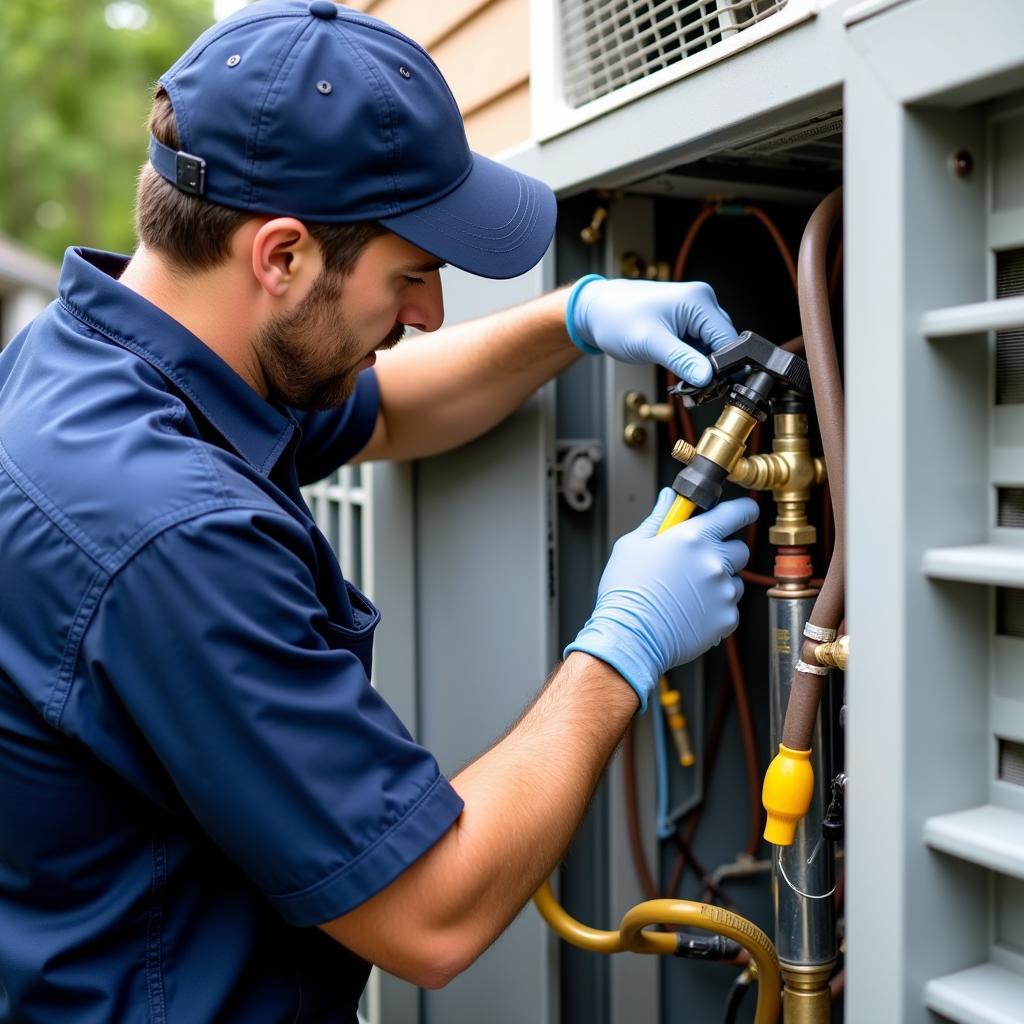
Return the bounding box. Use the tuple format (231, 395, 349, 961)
(951, 149, 974, 178)
(623, 424, 647, 447)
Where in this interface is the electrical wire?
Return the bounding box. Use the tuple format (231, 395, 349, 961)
(650, 678, 675, 841)
(666, 656, 735, 899)
(724, 635, 764, 857)
(723, 967, 756, 1024)
(623, 720, 660, 900)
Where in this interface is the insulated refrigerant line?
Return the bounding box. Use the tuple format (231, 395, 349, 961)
(761, 188, 846, 848)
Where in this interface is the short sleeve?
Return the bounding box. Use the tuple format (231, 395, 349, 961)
(291, 368, 380, 486)
(79, 505, 462, 926)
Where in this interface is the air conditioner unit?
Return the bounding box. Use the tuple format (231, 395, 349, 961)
(530, 0, 822, 141)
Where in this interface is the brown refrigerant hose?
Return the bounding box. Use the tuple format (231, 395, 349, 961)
(780, 187, 845, 753)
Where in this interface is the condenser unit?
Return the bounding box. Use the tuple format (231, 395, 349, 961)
(530, 0, 822, 140)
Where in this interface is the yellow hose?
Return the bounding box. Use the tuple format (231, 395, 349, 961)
(534, 881, 781, 1024)
(658, 494, 697, 533)
(534, 487, 783, 1016)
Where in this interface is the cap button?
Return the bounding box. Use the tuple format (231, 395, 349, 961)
(308, 0, 338, 19)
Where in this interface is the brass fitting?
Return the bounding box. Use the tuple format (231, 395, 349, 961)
(780, 962, 837, 1024)
(671, 439, 697, 464)
(580, 205, 608, 245)
(625, 391, 673, 423)
(659, 678, 695, 767)
(695, 404, 760, 476)
(814, 634, 849, 671)
(672, 413, 826, 546)
(620, 252, 671, 281)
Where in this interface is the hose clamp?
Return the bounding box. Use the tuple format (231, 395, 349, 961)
(803, 623, 837, 643)
(796, 659, 829, 677)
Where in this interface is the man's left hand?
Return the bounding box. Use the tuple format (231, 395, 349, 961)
(567, 277, 736, 385)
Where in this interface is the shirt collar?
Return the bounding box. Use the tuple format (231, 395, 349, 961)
(57, 247, 296, 476)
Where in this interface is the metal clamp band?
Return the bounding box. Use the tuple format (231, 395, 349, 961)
(803, 623, 837, 643)
(795, 659, 829, 677)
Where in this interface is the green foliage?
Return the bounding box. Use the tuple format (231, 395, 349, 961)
(0, 0, 218, 262)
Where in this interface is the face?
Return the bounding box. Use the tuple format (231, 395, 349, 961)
(252, 232, 445, 410)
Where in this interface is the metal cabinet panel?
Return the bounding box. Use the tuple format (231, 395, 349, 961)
(388, 260, 559, 1024)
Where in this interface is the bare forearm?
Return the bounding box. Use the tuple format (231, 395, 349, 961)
(363, 286, 579, 462)
(438, 653, 636, 947)
(321, 652, 636, 984)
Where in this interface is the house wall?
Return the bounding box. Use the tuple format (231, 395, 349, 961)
(346, 0, 531, 155)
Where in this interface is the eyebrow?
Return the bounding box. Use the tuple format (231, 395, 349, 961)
(407, 259, 448, 273)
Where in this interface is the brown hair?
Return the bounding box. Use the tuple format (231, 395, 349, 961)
(134, 87, 385, 275)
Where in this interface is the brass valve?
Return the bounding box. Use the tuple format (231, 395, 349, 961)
(620, 252, 671, 281)
(623, 391, 674, 447)
(671, 412, 826, 546)
(814, 634, 849, 671)
(580, 206, 608, 245)
(625, 391, 673, 423)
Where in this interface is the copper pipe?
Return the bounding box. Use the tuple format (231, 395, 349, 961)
(781, 188, 844, 753)
(822, 481, 834, 569)
(672, 204, 717, 282)
(828, 240, 844, 302)
(746, 204, 799, 294)
(829, 967, 846, 999)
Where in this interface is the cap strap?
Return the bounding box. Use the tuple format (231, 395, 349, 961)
(149, 135, 207, 198)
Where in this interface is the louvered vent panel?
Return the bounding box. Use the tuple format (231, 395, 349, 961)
(998, 488, 1024, 529)
(999, 739, 1024, 787)
(997, 248, 1024, 404)
(998, 588, 1024, 638)
(560, 0, 788, 109)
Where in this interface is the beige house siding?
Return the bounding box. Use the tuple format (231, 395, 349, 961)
(346, 0, 531, 156)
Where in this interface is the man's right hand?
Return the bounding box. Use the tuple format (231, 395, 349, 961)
(564, 489, 758, 711)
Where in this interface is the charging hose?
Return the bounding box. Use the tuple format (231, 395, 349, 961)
(532, 495, 780, 1023)
(534, 880, 780, 1024)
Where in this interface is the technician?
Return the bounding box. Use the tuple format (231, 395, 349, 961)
(0, 1, 756, 1021)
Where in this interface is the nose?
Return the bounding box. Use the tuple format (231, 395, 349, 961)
(399, 271, 445, 333)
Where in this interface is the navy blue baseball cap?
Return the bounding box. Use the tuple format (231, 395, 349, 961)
(148, 0, 556, 279)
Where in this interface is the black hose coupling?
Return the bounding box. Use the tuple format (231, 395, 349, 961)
(673, 933, 743, 961)
(667, 332, 810, 510)
(669, 332, 810, 414)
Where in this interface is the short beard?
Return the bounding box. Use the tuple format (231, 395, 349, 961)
(252, 269, 381, 411)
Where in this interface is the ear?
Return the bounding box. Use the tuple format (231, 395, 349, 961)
(250, 218, 321, 298)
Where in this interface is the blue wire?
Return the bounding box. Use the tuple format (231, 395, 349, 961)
(652, 682, 674, 839)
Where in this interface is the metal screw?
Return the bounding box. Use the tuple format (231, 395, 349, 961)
(952, 149, 973, 178)
(226, 54, 241, 67)
(316, 80, 333, 95)
(399, 66, 412, 79)
(623, 424, 647, 447)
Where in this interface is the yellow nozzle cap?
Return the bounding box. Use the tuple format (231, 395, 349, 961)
(762, 743, 814, 847)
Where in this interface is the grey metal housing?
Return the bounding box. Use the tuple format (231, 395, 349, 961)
(374, 1, 1024, 1021)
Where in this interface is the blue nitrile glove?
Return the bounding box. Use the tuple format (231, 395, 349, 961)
(564, 489, 758, 712)
(566, 274, 736, 385)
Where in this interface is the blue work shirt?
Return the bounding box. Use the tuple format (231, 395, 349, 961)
(0, 248, 464, 1022)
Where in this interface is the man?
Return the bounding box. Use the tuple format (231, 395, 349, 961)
(0, 1, 755, 1020)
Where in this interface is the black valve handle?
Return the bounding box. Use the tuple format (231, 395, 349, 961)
(668, 331, 810, 417)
